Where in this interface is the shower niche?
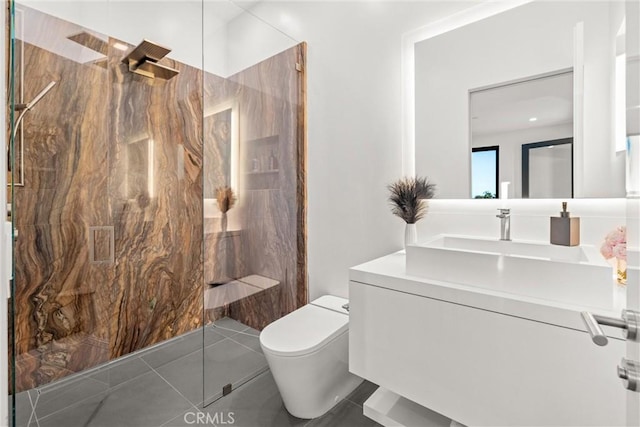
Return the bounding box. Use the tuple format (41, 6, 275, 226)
(243, 135, 281, 190)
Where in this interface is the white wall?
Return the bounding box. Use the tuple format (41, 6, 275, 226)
(20, 0, 204, 69)
(415, 1, 624, 199)
(223, 7, 298, 77)
(19, 0, 302, 79)
(232, 1, 476, 300)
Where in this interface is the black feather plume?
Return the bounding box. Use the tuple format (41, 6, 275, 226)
(388, 177, 436, 224)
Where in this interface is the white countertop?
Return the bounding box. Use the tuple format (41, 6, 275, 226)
(349, 251, 625, 341)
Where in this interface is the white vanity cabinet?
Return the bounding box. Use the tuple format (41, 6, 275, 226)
(349, 253, 626, 426)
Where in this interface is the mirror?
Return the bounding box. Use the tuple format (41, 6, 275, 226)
(414, 1, 627, 199)
(203, 100, 239, 202)
(470, 71, 573, 199)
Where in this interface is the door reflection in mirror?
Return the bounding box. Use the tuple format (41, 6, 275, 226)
(522, 138, 573, 199)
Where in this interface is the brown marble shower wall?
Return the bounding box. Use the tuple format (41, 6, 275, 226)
(203, 44, 307, 330)
(10, 6, 306, 393)
(11, 8, 203, 392)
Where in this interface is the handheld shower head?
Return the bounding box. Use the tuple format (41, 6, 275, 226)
(15, 81, 56, 111)
(12, 81, 57, 140)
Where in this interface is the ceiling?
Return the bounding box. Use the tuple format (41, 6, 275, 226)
(470, 71, 573, 137)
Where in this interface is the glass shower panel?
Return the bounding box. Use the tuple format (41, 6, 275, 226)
(202, 1, 304, 406)
(10, 0, 114, 409)
(9, 1, 205, 425)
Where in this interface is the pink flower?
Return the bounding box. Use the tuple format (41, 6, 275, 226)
(601, 226, 626, 261)
(607, 226, 626, 244)
(613, 244, 627, 261)
(600, 242, 614, 259)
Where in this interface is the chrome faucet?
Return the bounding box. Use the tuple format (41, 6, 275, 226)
(496, 208, 511, 241)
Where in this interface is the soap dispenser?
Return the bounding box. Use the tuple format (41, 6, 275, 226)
(550, 202, 580, 246)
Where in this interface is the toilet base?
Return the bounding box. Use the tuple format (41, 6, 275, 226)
(265, 331, 362, 419)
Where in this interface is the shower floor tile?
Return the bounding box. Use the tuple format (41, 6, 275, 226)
(10, 390, 36, 427)
(153, 347, 205, 406)
(32, 374, 110, 420)
(13, 317, 379, 427)
(212, 317, 251, 337)
(90, 356, 153, 388)
(154, 336, 268, 406)
(37, 372, 193, 427)
(230, 329, 263, 353)
(202, 337, 268, 402)
(141, 330, 206, 369)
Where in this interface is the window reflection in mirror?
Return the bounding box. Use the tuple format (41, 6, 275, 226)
(471, 146, 498, 199)
(470, 71, 573, 199)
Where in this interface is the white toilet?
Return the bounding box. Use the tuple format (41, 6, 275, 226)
(259, 295, 363, 419)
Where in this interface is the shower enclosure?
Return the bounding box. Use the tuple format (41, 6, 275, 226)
(7, 1, 306, 425)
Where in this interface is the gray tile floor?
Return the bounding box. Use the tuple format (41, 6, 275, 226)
(11, 317, 380, 427)
(162, 373, 381, 427)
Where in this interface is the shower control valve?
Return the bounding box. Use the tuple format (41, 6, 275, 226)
(617, 358, 640, 392)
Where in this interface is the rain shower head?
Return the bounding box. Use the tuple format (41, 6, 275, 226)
(15, 81, 57, 111)
(67, 31, 109, 55)
(122, 39, 179, 80)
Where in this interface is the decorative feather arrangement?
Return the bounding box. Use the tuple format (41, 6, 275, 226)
(388, 177, 436, 224)
(215, 186, 236, 213)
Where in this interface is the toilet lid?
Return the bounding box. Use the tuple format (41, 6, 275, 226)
(260, 303, 348, 357)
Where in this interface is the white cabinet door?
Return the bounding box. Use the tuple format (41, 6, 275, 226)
(349, 280, 626, 426)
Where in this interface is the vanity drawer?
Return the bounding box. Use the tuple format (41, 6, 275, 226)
(349, 280, 625, 426)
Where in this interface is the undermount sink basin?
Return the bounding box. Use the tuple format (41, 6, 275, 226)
(405, 234, 613, 309)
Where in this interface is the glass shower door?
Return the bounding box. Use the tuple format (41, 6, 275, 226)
(9, 4, 115, 426)
(201, 1, 305, 408)
(8, 1, 206, 425)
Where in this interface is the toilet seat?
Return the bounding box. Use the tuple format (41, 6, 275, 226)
(260, 296, 349, 357)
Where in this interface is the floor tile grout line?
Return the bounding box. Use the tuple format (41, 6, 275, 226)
(32, 392, 41, 427)
(35, 358, 153, 423)
(232, 329, 260, 338)
(143, 335, 232, 373)
(25, 389, 35, 423)
(24, 322, 242, 395)
(226, 335, 263, 356)
(35, 389, 108, 423)
(27, 321, 257, 426)
(102, 355, 154, 388)
(25, 391, 38, 427)
(211, 323, 250, 336)
(140, 356, 201, 416)
(29, 329, 205, 397)
(157, 400, 203, 427)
